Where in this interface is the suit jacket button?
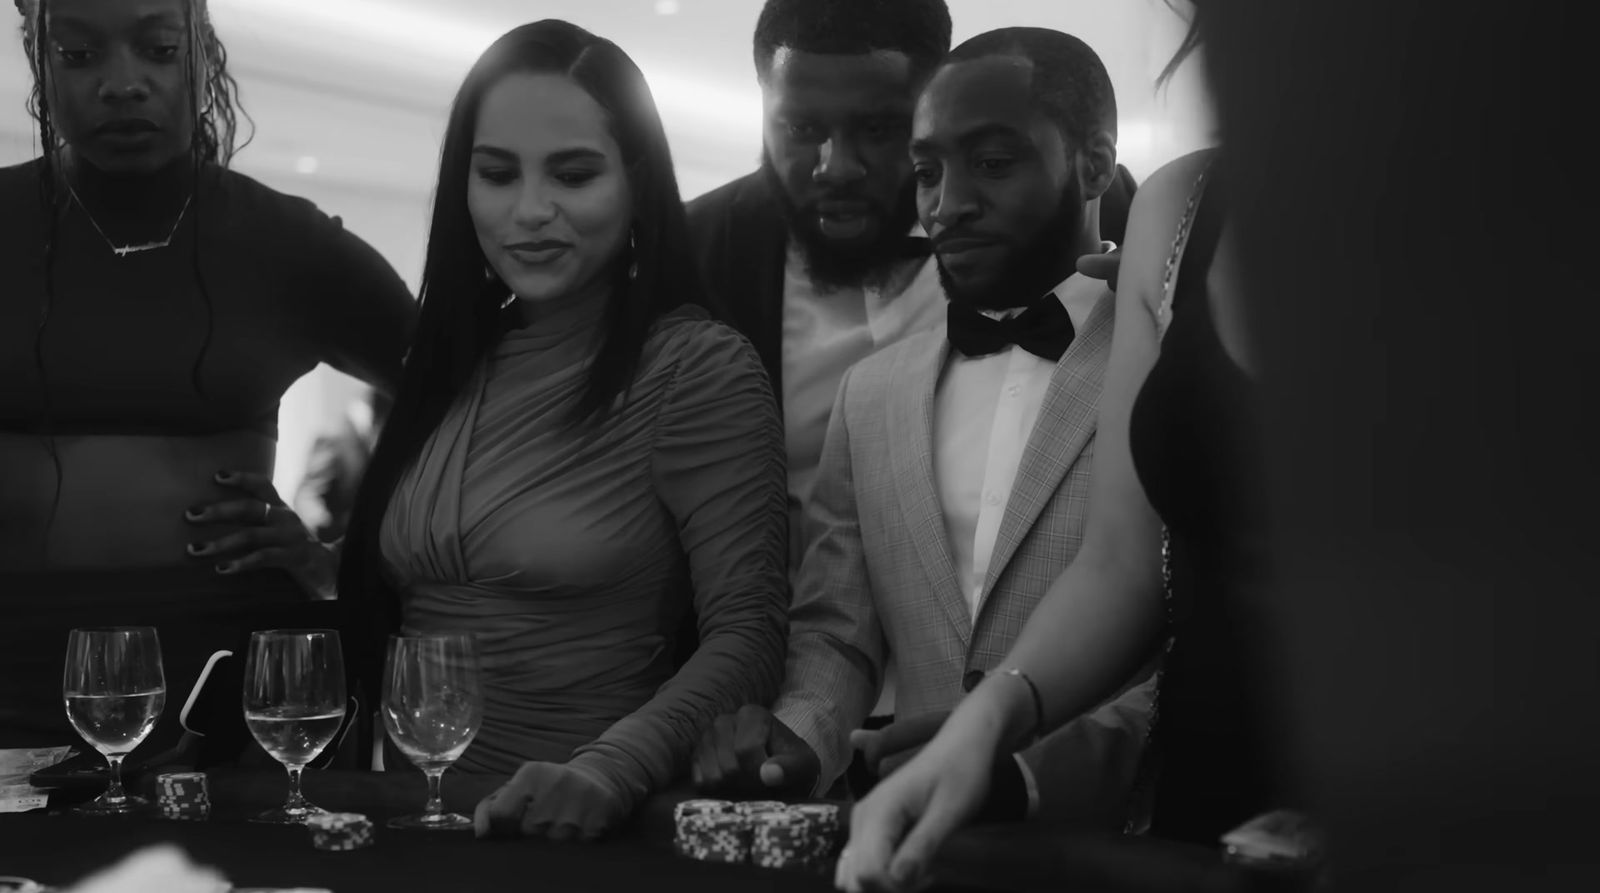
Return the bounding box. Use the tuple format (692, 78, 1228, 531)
(962, 670, 985, 692)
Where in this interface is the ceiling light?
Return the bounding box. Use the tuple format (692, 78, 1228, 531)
(211, 0, 758, 133)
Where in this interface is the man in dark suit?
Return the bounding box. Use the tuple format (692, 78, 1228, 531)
(686, 0, 1135, 723)
(686, 0, 1134, 568)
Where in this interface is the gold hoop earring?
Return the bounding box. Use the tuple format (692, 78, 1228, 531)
(628, 230, 638, 281)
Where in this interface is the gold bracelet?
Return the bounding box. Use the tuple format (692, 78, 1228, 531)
(1000, 667, 1045, 747)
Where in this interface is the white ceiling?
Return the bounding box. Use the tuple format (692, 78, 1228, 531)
(1, 0, 1214, 201)
(0, 0, 1215, 501)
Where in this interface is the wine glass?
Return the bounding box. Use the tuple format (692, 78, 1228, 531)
(242, 629, 347, 824)
(62, 627, 166, 815)
(381, 632, 483, 830)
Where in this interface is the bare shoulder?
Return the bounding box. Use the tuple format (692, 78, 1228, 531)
(1119, 149, 1220, 318)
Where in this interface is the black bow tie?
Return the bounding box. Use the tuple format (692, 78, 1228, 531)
(947, 296, 1076, 362)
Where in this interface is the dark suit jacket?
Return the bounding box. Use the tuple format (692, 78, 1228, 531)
(684, 164, 1139, 404)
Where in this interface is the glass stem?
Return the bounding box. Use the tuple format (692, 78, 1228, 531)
(284, 764, 309, 811)
(103, 753, 127, 803)
(423, 766, 446, 819)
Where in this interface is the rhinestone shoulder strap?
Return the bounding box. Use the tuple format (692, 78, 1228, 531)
(1154, 160, 1215, 343)
(1121, 157, 1216, 835)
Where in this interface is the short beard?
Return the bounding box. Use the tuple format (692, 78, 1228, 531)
(760, 155, 920, 292)
(937, 179, 1087, 312)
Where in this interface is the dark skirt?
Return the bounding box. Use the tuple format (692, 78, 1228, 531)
(0, 567, 334, 757)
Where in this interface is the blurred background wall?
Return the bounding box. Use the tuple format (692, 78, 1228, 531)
(0, 0, 1214, 500)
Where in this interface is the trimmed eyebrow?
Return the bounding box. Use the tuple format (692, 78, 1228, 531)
(471, 146, 609, 165)
(51, 13, 184, 33)
(544, 148, 608, 165)
(911, 122, 1028, 156)
(471, 146, 519, 163)
(133, 13, 184, 29)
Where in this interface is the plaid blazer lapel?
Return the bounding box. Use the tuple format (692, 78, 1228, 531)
(886, 330, 974, 646)
(980, 293, 1115, 602)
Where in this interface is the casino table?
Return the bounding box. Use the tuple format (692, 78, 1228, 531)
(0, 769, 1288, 893)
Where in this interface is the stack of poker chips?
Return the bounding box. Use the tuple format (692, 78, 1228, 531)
(306, 812, 376, 851)
(154, 772, 211, 821)
(674, 800, 749, 863)
(749, 803, 842, 874)
(673, 799, 844, 873)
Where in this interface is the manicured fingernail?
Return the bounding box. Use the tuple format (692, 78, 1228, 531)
(187, 542, 208, 555)
(215, 471, 234, 483)
(215, 562, 235, 574)
(185, 507, 205, 521)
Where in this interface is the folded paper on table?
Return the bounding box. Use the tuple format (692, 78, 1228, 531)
(0, 747, 74, 813)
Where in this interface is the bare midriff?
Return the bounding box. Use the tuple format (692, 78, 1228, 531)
(0, 430, 276, 571)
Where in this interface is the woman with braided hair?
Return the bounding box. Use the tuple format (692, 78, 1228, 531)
(0, 0, 416, 749)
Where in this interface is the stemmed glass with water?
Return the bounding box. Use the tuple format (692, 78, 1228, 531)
(381, 632, 483, 830)
(242, 629, 347, 824)
(62, 627, 167, 815)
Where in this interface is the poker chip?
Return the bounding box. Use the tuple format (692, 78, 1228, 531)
(154, 772, 211, 822)
(733, 800, 787, 817)
(785, 803, 841, 831)
(672, 798, 735, 823)
(674, 810, 751, 863)
(749, 806, 839, 873)
(672, 800, 844, 873)
(306, 812, 375, 851)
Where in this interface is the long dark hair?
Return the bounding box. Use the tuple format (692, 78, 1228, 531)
(337, 20, 700, 679)
(17, 0, 251, 557)
(1157, 0, 1204, 88)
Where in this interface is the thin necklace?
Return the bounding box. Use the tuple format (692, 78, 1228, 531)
(66, 181, 193, 258)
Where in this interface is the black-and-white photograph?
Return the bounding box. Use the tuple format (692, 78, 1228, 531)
(0, 1, 1590, 892)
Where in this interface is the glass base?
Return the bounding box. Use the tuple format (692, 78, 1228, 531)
(388, 811, 473, 831)
(249, 803, 330, 825)
(70, 792, 147, 816)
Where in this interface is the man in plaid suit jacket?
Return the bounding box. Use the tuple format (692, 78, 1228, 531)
(693, 28, 1156, 827)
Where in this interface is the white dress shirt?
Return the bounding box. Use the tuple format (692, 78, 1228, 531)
(932, 272, 1108, 816)
(933, 272, 1106, 616)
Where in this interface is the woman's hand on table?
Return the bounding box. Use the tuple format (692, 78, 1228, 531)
(475, 761, 629, 842)
(835, 726, 994, 893)
(185, 470, 338, 600)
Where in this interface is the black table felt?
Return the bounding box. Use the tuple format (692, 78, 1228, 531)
(1, 769, 1265, 893)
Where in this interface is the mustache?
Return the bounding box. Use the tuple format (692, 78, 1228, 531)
(804, 189, 876, 208)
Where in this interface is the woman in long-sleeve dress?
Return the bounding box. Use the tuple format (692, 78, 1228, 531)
(337, 20, 789, 841)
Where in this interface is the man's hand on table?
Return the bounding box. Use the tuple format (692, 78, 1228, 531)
(689, 704, 821, 799)
(850, 712, 949, 779)
(475, 761, 629, 842)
